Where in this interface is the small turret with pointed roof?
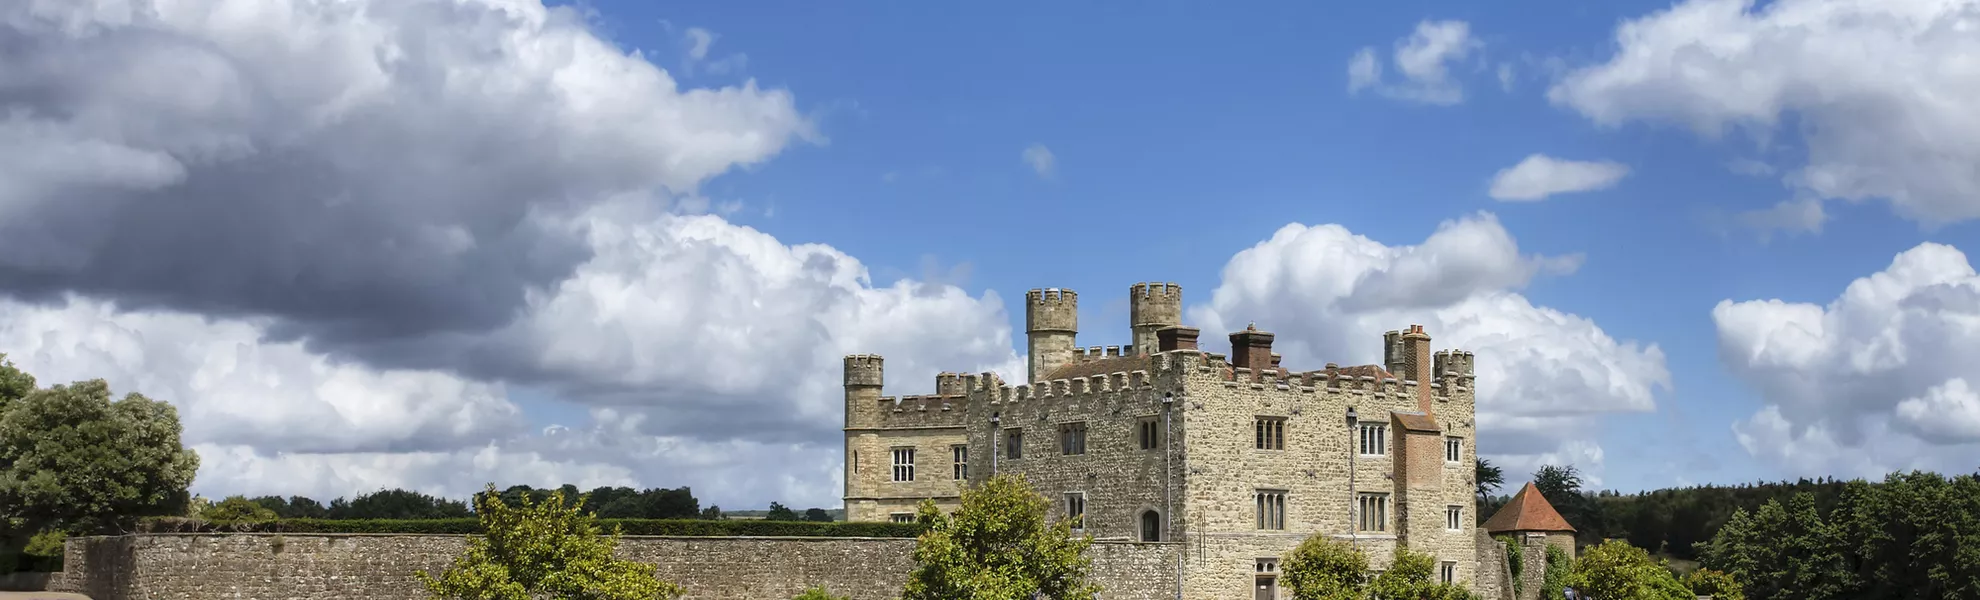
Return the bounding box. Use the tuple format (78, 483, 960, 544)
(1484, 481, 1579, 559)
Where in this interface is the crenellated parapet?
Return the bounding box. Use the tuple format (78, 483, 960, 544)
(1434, 349, 1476, 385)
(1072, 345, 1136, 362)
(874, 393, 971, 428)
(1025, 288, 1078, 333)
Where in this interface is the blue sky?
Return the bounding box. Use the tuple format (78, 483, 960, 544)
(4, 0, 1978, 509)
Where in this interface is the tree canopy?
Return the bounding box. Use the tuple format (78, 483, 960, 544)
(0, 378, 200, 532)
(901, 474, 1099, 600)
(417, 484, 685, 600)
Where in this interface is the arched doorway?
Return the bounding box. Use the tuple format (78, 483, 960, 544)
(1140, 509, 1161, 542)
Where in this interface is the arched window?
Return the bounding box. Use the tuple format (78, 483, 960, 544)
(1140, 509, 1162, 542)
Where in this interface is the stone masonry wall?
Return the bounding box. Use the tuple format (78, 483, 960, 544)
(54, 534, 1183, 600)
(964, 357, 1186, 543)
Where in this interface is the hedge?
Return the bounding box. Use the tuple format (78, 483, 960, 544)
(136, 517, 924, 538)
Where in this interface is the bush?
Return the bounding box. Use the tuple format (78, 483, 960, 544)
(133, 516, 925, 537)
(202, 495, 279, 528)
(1281, 535, 1366, 600)
(1370, 547, 1480, 600)
(1568, 539, 1694, 600)
(901, 474, 1099, 600)
(791, 587, 849, 600)
(1498, 535, 1524, 598)
(1539, 544, 1572, 600)
(417, 484, 684, 600)
(1684, 568, 1743, 600)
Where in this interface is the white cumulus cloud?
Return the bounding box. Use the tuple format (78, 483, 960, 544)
(1488, 154, 1632, 201)
(1714, 242, 1980, 477)
(1346, 20, 1481, 105)
(1551, 0, 1980, 225)
(1023, 143, 1055, 178)
(1189, 212, 1670, 477)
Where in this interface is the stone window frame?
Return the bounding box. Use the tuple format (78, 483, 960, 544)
(1445, 505, 1463, 531)
(1358, 423, 1388, 457)
(1444, 436, 1462, 463)
(1059, 421, 1088, 456)
(1139, 508, 1163, 542)
(889, 513, 914, 524)
(1254, 489, 1288, 530)
(1355, 492, 1388, 532)
(952, 444, 968, 480)
(1136, 416, 1161, 451)
(1255, 416, 1287, 451)
(1005, 428, 1024, 460)
(1440, 560, 1458, 584)
(890, 446, 916, 483)
(1065, 491, 1087, 531)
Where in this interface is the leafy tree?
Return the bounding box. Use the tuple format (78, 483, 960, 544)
(700, 505, 724, 520)
(790, 587, 848, 600)
(765, 502, 800, 521)
(803, 508, 832, 522)
(1369, 546, 1478, 600)
(1684, 569, 1744, 600)
(1539, 544, 1572, 600)
(336, 488, 472, 519)
(0, 379, 200, 532)
(0, 354, 33, 414)
(901, 474, 1099, 600)
(1476, 457, 1504, 504)
(202, 495, 279, 527)
(1566, 539, 1693, 600)
(1281, 534, 1366, 600)
(417, 484, 685, 600)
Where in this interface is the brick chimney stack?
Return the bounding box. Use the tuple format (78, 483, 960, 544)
(1403, 324, 1434, 415)
(1229, 323, 1275, 382)
(1157, 326, 1200, 352)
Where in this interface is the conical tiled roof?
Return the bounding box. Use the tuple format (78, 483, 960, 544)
(1481, 482, 1576, 534)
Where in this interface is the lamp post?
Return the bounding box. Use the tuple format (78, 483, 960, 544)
(1346, 406, 1358, 552)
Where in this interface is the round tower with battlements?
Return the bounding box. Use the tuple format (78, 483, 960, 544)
(1129, 282, 1182, 355)
(1025, 288, 1078, 384)
(842, 354, 885, 507)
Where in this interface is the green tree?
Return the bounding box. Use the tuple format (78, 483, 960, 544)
(764, 502, 800, 521)
(1684, 568, 1743, 600)
(1539, 544, 1572, 600)
(1281, 535, 1366, 600)
(790, 587, 848, 600)
(0, 354, 33, 414)
(803, 508, 832, 522)
(901, 474, 1099, 600)
(417, 484, 685, 600)
(0, 379, 200, 532)
(700, 505, 724, 520)
(1567, 539, 1693, 600)
(1476, 457, 1504, 504)
(202, 495, 279, 527)
(1369, 546, 1478, 600)
(337, 488, 472, 519)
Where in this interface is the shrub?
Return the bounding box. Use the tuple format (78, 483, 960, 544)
(1498, 535, 1524, 598)
(1281, 535, 1366, 600)
(1539, 544, 1572, 600)
(791, 587, 849, 600)
(202, 495, 279, 528)
(1568, 539, 1694, 600)
(1370, 547, 1480, 600)
(1684, 568, 1743, 600)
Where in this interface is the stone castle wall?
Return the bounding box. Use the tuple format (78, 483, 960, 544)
(52, 534, 1183, 600)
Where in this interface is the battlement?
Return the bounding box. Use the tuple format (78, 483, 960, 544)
(1025, 288, 1078, 334)
(1129, 282, 1182, 300)
(1434, 350, 1476, 379)
(986, 350, 1206, 405)
(1072, 345, 1136, 361)
(844, 354, 884, 387)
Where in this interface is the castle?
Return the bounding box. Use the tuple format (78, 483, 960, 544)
(843, 282, 1489, 599)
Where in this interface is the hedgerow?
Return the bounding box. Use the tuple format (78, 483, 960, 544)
(135, 516, 923, 537)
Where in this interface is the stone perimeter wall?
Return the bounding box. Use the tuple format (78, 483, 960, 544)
(51, 533, 1183, 600)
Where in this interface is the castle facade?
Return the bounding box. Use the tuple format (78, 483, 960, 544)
(843, 283, 1485, 599)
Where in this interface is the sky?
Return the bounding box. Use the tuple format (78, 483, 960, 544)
(3, 0, 1980, 511)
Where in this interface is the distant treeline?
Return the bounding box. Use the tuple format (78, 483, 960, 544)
(238, 484, 834, 522)
(1482, 469, 1980, 565)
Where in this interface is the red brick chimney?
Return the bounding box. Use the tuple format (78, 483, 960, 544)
(1229, 323, 1275, 381)
(1403, 324, 1433, 415)
(1157, 326, 1200, 351)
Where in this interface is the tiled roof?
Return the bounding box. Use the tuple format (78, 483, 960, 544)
(1481, 482, 1576, 534)
(1045, 356, 1152, 381)
(1333, 364, 1393, 379)
(1391, 411, 1441, 433)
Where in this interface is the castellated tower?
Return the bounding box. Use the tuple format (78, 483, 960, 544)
(1128, 282, 1182, 356)
(841, 354, 884, 503)
(1025, 288, 1078, 384)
